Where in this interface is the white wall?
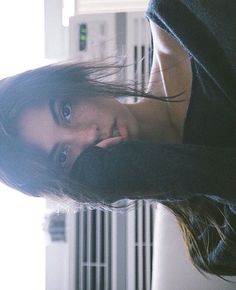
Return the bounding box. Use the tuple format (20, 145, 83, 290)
(152, 204, 236, 290)
(46, 243, 68, 290)
(75, 0, 148, 13)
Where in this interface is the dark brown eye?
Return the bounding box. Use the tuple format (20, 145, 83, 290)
(61, 101, 71, 121)
(58, 147, 69, 168)
(59, 152, 67, 164)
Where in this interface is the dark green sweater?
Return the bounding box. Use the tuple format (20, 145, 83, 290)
(70, 0, 236, 275)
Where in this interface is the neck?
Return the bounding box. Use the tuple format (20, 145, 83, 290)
(125, 99, 182, 144)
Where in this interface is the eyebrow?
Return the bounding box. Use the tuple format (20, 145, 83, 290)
(48, 99, 60, 160)
(49, 99, 60, 126)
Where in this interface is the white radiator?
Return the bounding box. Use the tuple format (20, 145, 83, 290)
(75, 209, 111, 290)
(126, 201, 155, 290)
(71, 201, 155, 290)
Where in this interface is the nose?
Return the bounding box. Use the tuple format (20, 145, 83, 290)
(61, 125, 99, 149)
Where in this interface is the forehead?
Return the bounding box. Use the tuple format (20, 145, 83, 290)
(16, 101, 55, 153)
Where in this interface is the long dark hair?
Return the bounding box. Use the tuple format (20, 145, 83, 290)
(165, 197, 236, 276)
(0, 62, 167, 202)
(0, 62, 235, 276)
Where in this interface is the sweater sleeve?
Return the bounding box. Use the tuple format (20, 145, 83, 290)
(146, 0, 236, 102)
(70, 141, 236, 203)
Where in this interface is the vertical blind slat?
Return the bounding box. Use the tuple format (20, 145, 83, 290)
(145, 202, 151, 290)
(87, 210, 92, 290)
(79, 209, 84, 290)
(104, 211, 110, 290)
(96, 210, 101, 290)
(137, 200, 143, 290)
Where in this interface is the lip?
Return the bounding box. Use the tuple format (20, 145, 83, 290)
(108, 118, 128, 139)
(117, 123, 128, 138)
(109, 119, 117, 138)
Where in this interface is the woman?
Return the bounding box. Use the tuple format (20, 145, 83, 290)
(0, 0, 236, 276)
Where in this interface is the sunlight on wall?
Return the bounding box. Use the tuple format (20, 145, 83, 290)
(0, 1, 46, 290)
(0, 184, 46, 290)
(0, 0, 46, 78)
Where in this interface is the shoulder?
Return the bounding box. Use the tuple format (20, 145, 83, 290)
(147, 19, 192, 140)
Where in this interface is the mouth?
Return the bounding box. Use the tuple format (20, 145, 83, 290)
(110, 119, 121, 137)
(110, 119, 128, 139)
(112, 124, 121, 137)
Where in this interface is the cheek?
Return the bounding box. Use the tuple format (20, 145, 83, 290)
(72, 105, 98, 125)
(72, 101, 114, 124)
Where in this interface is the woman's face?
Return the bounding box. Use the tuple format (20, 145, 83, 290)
(17, 96, 139, 172)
